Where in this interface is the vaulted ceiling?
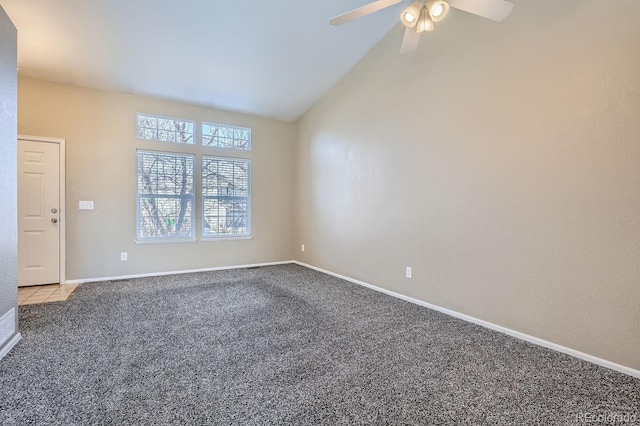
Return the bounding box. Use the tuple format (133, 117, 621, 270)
(1, 0, 403, 121)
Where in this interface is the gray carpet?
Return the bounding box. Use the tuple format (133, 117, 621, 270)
(1, 264, 638, 425)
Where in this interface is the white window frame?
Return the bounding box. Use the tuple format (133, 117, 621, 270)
(201, 122, 252, 150)
(201, 156, 251, 239)
(136, 150, 196, 243)
(137, 113, 196, 145)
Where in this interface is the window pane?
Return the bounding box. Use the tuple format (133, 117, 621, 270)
(157, 118, 175, 131)
(202, 156, 250, 237)
(138, 128, 157, 140)
(157, 130, 176, 143)
(138, 196, 193, 238)
(202, 122, 251, 150)
(137, 151, 195, 239)
(203, 198, 248, 236)
(137, 113, 195, 145)
(202, 157, 250, 197)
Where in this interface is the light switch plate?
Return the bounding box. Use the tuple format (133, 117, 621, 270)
(79, 201, 94, 210)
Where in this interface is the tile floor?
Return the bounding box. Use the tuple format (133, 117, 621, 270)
(18, 284, 81, 306)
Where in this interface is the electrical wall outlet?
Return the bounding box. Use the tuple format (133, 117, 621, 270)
(301, 244, 305, 252)
(405, 266, 412, 279)
(120, 252, 128, 261)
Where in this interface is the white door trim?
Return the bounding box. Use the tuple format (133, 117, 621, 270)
(18, 135, 66, 285)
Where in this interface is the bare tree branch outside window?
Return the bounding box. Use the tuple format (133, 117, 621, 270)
(137, 148, 195, 239)
(202, 123, 250, 150)
(137, 114, 195, 144)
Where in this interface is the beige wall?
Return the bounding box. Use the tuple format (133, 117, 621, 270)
(18, 77, 295, 281)
(294, 0, 640, 370)
(0, 5, 18, 345)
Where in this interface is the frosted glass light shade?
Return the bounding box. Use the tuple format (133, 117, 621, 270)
(426, 0, 449, 23)
(401, 2, 424, 28)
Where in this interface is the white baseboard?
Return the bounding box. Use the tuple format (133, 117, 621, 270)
(0, 333, 22, 360)
(64, 260, 296, 284)
(294, 261, 640, 379)
(0, 308, 16, 348)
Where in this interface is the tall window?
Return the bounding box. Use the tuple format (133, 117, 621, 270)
(136, 113, 251, 241)
(202, 157, 251, 237)
(137, 151, 195, 240)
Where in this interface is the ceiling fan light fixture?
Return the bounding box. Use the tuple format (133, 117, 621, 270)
(401, 2, 423, 28)
(416, 7, 435, 33)
(426, 0, 449, 22)
(329, 0, 516, 54)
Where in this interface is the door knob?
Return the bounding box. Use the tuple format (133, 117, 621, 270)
(51, 208, 58, 213)
(51, 218, 58, 223)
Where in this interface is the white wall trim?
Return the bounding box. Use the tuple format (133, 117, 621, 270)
(64, 260, 296, 284)
(0, 333, 22, 360)
(294, 261, 640, 379)
(0, 307, 16, 348)
(18, 135, 66, 286)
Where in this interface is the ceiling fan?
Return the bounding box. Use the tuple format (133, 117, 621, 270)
(330, 0, 515, 53)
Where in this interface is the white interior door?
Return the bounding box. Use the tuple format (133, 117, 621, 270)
(17, 140, 60, 286)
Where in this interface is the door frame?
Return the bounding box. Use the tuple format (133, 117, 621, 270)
(18, 135, 66, 285)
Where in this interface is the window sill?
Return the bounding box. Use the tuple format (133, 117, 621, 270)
(135, 238, 197, 244)
(200, 235, 252, 242)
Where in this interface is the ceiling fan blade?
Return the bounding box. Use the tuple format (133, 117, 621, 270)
(330, 0, 402, 26)
(400, 26, 420, 54)
(447, 0, 515, 22)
